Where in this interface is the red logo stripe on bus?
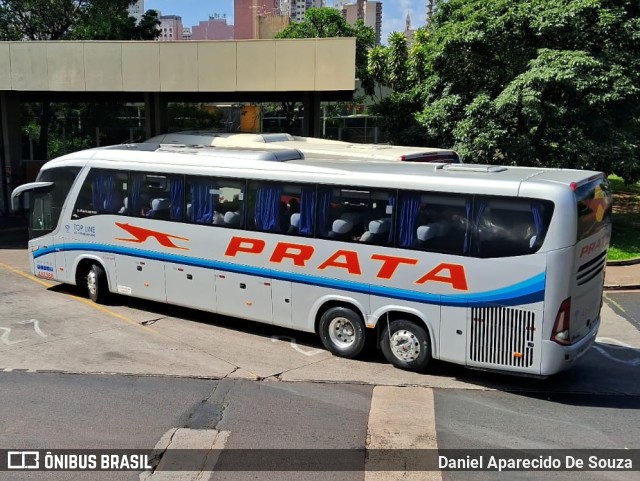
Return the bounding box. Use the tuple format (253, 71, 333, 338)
(114, 223, 190, 250)
(225, 236, 469, 290)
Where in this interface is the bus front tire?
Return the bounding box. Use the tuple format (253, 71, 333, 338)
(318, 307, 366, 359)
(86, 264, 109, 304)
(380, 319, 431, 372)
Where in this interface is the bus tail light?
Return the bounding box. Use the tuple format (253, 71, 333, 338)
(552, 297, 572, 345)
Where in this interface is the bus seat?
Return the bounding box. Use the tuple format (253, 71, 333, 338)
(328, 218, 353, 240)
(417, 224, 438, 242)
(361, 218, 390, 243)
(212, 211, 225, 225)
(289, 213, 301, 233)
(150, 198, 170, 219)
(224, 211, 241, 226)
(186, 203, 192, 219)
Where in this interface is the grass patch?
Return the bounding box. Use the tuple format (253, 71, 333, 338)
(609, 175, 640, 261)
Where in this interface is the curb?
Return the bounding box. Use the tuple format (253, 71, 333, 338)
(604, 284, 640, 291)
(607, 257, 640, 267)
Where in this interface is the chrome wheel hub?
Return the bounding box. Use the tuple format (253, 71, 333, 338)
(87, 270, 97, 296)
(390, 330, 421, 361)
(328, 317, 356, 348)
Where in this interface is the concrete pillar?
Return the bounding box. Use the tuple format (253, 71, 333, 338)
(302, 93, 321, 138)
(0, 92, 22, 213)
(144, 93, 168, 139)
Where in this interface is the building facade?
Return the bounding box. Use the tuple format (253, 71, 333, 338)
(158, 15, 184, 41)
(281, 0, 324, 22)
(340, 1, 382, 45)
(127, 0, 145, 22)
(191, 15, 235, 40)
(234, 0, 278, 39)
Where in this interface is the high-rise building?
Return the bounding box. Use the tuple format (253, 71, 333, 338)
(158, 15, 184, 42)
(281, 0, 324, 22)
(234, 0, 277, 39)
(192, 14, 235, 40)
(128, 0, 145, 22)
(340, 1, 382, 45)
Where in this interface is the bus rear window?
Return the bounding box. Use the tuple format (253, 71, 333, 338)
(473, 198, 555, 258)
(575, 177, 612, 241)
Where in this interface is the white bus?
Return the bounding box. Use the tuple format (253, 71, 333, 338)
(11, 143, 611, 376)
(146, 131, 462, 163)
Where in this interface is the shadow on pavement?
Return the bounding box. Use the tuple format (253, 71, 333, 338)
(42, 282, 640, 403)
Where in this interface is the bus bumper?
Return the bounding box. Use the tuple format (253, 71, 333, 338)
(539, 315, 600, 376)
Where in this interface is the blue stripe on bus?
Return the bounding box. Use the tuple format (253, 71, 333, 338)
(36, 243, 545, 307)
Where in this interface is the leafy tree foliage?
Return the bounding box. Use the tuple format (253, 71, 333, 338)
(0, 0, 159, 40)
(372, 0, 640, 182)
(275, 7, 376, 132)
(368, 28, 432, 146)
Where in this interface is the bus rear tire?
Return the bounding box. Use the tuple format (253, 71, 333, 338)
(86, 263, 109, 304)
(318, 307, 366, 359)
(380, 319, 431, 372)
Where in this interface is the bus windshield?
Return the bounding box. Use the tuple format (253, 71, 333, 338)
(30, 167, 80, 238)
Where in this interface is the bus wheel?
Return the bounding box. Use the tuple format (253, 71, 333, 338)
(380, 319, 431, 372)
(86, 264, 109, 304)
(319, 307, 366, 358)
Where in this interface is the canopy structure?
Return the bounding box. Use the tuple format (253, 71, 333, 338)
(0, 38, 357, 211)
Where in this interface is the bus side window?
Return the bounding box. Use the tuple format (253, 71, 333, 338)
(186, 177, 244, 227)
(317, 187, 393, 244)
(473, 198, 553, 258)
(72, 169, 127, 219)
(397, 192, 469, 255)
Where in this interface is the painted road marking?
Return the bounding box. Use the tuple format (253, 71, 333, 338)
(0, 319, 48, 345)
(17, 319, 48, 338)
(140, 428, 230, 481)
(594, 337, 640, 366)
(365, 386, 441, 481)
(270, 335, 325, 356)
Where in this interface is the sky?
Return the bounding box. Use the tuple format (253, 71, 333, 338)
(143, 1, 428, 45)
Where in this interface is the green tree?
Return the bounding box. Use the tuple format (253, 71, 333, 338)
(373, 0, 640, 182)
(368, 27, 431, 145)
(0, 1, 159, 40)
(275, 7, 376, 133)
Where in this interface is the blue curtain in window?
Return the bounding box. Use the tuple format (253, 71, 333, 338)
(299, 188, 315, 235)
(92, 172, 116, 214)
(129, 174, 142, 216)
(531, 203, 543, 235)
(170, 178, 184, 221)
(468, 200, 486, 254)
(317, 189, 332, 237)
(387, 194, 396, 244)
(255, 185, 282, 231)
(192, 180, 216, 224)
(398, 193, 420, 247)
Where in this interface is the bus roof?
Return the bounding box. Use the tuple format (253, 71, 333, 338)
(146, 131, 462, 163)
(47, 143, 601, 198)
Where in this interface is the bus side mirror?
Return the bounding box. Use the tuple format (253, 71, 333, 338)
(10, 181, 54, 212)
(11, 191, 28, 212)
